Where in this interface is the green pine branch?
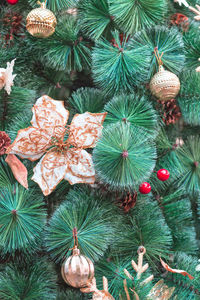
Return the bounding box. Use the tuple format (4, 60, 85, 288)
(108, 0, 167, 35)
(69, 87, 108, 113)
(78, 0, 114, 40)
(46, 187, 116, 262)
(93, 124, 157, 190)
(162, 136, 200, 195)
(178, 71, 200, 126)
(165, 252, 200, 299)
(183, 21, 200, 71)
(92, 31, 152, 95)
(56, 288, 88, 300)
(103, 92, 158, 138)
(133, 25, 185, 79)
(26, 0, 78, 11)
(95, 256, 134, 299)
(95, 254, 154, 299)
(158, 188, 198, 254)
(0, 258, 57, 300)
(0, 87, 35, 131)
(0, 157, 16, 189)
(0, 184, 46, 255)
(33, 15, 91, 72)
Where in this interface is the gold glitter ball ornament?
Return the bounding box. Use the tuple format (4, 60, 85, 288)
(26, 2, 57, 38)
(61, 246, 95, 288)
(150, 65, 180, 101)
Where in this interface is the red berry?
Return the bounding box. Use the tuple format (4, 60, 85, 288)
(157, 169, 170, 181)
(7, 0, 19, 5)
(139, 182, 151, 194)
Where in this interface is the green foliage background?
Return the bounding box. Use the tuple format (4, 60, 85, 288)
(0, 0, 200, 299)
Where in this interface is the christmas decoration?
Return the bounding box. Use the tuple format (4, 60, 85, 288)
(119, 192, 137, 213)
(160, 258, 194, 280)
(170, 13, 189, 31)
(195, 259, 200, 271)
(123, 246, 153, 299)
(124, 246, 154, 282)
(196, 58, 200, 72)
(26, 1, 57, 38)
(157, 99, 181, 125)
(147, 280, 175, 300)
(81, 276, 114, 300)
(0, 131, 11, 155)
(2, 12, 24, 46)
(7, 95, 107, 195)
(174, 0, 189, 7)
(170, 13, 188, 25)
(139, 182, 151, 194)
(6, 0, 18, 5)
(123, 246, 175, 300)
(5, 154, 28, 189)
(0, 131, 28, 189)
(157, 169, 170, 181)
(0, 59, 16, 95)
(66, 8, 78, 16)
(61, 245, 95, 288)
(150, 65, 180, 101)
(150, 49, 180, 101)
(189, 4, 200, 21)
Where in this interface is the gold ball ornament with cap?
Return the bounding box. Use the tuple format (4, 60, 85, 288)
(26, 1, 57, 38)
(150, 65, 180, 102)
(61, 246, 95, 288)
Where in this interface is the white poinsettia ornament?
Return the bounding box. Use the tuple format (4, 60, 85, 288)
(7, 95, 107, 195)
(0, 59, 16, 95)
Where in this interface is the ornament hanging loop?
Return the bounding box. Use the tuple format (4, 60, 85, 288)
(154, 47, 164, 69)
(73, 227, 79, 248)
(37, 0, 47, 8)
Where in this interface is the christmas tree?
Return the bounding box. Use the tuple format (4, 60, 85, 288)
(1, 0, 200, 299)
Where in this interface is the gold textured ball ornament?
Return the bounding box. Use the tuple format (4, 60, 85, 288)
(26, 2, 57, 38)
(61, 246, 95, 288)
(150, 65, 180, 101)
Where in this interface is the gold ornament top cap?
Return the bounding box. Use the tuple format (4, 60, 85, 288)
(72, 246, 80, 256)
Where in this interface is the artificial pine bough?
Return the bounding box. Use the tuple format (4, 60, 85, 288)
(1, 0, 200, 299)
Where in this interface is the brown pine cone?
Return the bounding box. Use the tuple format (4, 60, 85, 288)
(157, 99, 181, 125)
(0, 131, 11, 155)
(119, 192, 137, 213)
(3, 12, 25, 46)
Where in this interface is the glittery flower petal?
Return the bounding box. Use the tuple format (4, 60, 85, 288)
(7, 127, 52, 161)
(68, 112, 107, 148)
(64, 148, 95, 185)
(32, 150, 68, 196)
(31, 95, 69, 132)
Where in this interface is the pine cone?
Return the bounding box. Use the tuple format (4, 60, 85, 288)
(3, 12, 24, 46)
(170, 13, 189, 32)
(157, 99, 181, 125)
(119, 192, 137, 213)
(0, 131, 11, 155)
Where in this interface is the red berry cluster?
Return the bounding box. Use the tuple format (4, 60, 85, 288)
(139, 169, 170, 194)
